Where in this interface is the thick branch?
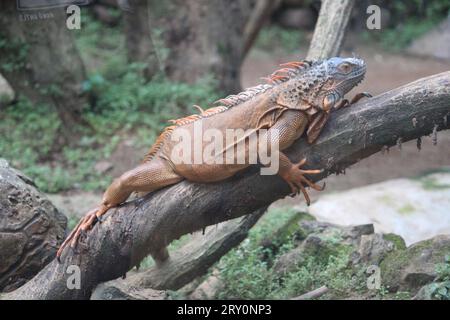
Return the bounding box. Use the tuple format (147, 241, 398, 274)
(4, 72, 450, 300)
(91, 209, 265, 298)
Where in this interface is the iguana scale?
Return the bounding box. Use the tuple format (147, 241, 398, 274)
(57, 57, 369, 261)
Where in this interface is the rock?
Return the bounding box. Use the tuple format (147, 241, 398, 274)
(381, 235, 450, 294)
(407, 16, 450, 61)
(413, 281, 450, 300)
(92, 280, 168, 300)
(308, 173, 450, 245)
(273, 244, 305, 275)
(0, 74, 14, 107)
(0, 159, 66, 292)
(275, 8, 316, 30)
(342, 224, 375, 241)
(355, 233, 395, 264)
(272, 217, 408, 278)
(273, 220, 362, 275)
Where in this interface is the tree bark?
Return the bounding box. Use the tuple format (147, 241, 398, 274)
(0, 3, 88, 132)
(3, 71, 450, 300)
(123, 0, 160, 79)
(91, 209, 265, 298)
(307, 0, 356, 60)
(159, 0, 254, 94)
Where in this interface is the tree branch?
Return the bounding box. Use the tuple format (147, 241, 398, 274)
(4, 72, 450, 300)
(91, 209, 265, 298)
(307, 0, 355, 60)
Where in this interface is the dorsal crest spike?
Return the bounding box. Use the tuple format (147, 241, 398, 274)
(142, 58, 318, 162)
(212, 59, 315, 108)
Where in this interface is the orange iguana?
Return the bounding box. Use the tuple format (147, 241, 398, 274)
(57, 57, 370, 261)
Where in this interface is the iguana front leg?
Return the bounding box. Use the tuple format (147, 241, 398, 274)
(56, 158, 183, 261)
(258, 109, 324, 205)
(335, 92, 372, 110)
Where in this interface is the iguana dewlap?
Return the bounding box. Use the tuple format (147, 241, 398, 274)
(57, 57, 369, 261)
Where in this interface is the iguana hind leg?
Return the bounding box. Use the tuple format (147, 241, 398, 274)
(56, 158, 182, 261)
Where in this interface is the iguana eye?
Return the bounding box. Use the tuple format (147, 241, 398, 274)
(339, 63, 352, 73)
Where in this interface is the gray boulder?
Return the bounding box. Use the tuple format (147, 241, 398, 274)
(381, 235, 450, 294)
(0, 159, 66, 292)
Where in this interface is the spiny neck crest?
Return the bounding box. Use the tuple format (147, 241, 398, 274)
(214, 59, 320, 107)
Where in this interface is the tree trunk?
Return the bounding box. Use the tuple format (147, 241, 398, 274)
(307, 0, 355, 60)
(123, 0, 160, 79)
(3, 71, 450, 300)
(0, 3, 88, 133)
(158, 0, 254, 94)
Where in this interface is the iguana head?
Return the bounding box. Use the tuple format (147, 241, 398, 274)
(302, 56, 367, 143)
(319, 57, 366, 112)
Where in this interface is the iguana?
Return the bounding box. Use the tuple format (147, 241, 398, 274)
(57, 56, 370, 261)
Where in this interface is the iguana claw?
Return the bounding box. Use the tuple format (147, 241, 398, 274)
(56, 205, 108, 262)
(280, 158, 324, 206)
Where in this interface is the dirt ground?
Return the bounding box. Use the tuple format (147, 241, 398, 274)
(241, 43, 450, 205)
(49, 41, 450, 218)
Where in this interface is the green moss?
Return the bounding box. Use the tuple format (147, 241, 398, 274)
(383, 233, 407, 250)
(436, 255, 450, 281)
(380, 238, 450, 293)
(268, 211, 315, 244)
(430, 281, 450, 300)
